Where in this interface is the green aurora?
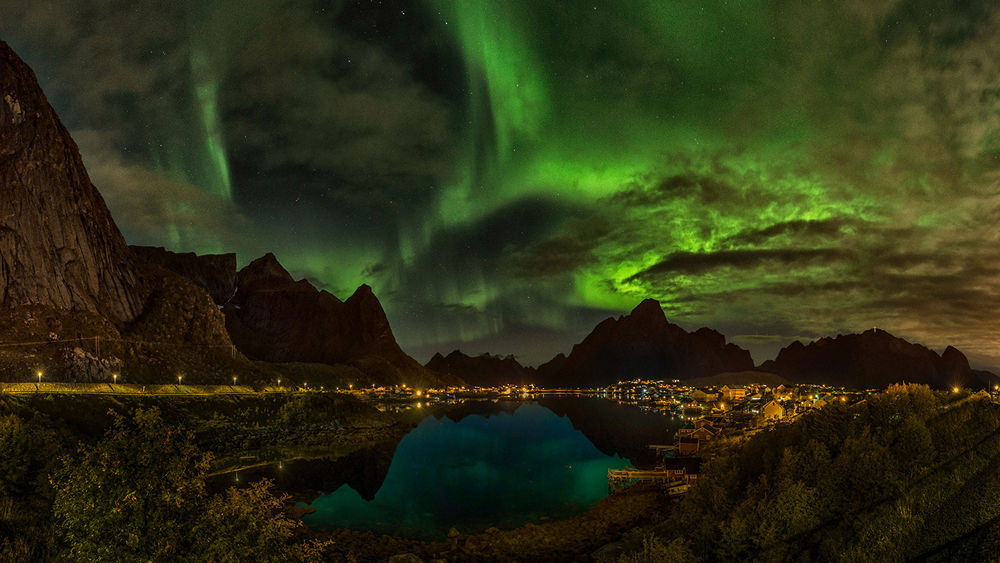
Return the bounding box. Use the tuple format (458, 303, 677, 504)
(3, 0, 999, 367)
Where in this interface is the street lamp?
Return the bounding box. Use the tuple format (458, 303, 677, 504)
(277, 378, 281, 387)
(113, 373, 118, 384)
(233, 376, 237, 385)
(36, 371, 42, 384)
(178, 375, 183, 385)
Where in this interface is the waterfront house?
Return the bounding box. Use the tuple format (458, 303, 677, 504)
(763, 400, 785, 420)
(677, 436, 700, 456)
(689, 425, 718, 442)
(689, 389, 718, 402)
(662, 457, 703, 483)
(720, 385, 747, 401)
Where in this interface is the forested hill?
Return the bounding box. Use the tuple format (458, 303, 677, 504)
(659, 385, 1000, 561)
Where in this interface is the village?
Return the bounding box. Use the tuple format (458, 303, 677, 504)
(595, 379, 875, 495)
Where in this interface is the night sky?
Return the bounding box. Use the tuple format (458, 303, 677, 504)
(3, 1, 1000, 369)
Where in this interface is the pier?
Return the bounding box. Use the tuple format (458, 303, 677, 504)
(607, 468, 686, 492)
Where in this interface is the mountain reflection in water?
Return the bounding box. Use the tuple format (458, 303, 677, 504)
(248, 398, 680, 540)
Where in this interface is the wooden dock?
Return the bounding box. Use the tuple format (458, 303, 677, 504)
(607, 468, 685, 492)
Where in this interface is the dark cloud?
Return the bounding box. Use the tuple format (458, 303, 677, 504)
(505, 215, 612, 279)
(629, 248, 850, 281)
(724, 218, 863, 247)
(611, 174, 741, 207)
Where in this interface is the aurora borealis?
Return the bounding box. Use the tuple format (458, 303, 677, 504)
(3, 1, 1000, 368)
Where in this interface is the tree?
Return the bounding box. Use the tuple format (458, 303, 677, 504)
(51, 408, 327, 562)
(52, 408, 209, 561)
(0, 413, 61, 499)
(192, 479, 317, 562)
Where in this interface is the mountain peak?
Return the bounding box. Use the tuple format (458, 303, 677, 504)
(347, 283, 375, 302)
(763, 330, 981, 389)
(537, 300, 752, 387)
(630, 298, 666, 321)
(238, 253, 295, 288)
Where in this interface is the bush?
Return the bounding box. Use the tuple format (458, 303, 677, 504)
(52, 408, 319, 561)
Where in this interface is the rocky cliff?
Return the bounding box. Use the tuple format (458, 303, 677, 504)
(758, 329, 998, 389)
(135, 248, 456, 388)
(425, 350, 535, 387)
(0, 41, 248, 384)
(132, 246, 237, 304)
(0, 41, 143, 323)
(224, 254, 456, 387)
(535, 299, 754, 388)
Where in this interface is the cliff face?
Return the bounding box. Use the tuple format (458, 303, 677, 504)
(0, 41, 143, 323)
(135, 248, 455, 387)
(0, 41, 242, 383)
(425, 350, 535, 387)
(224, 254, 456, 387)
(132, 246, 237, 304)
(758, 329, 996, 389)
(536, 299, 754, 388)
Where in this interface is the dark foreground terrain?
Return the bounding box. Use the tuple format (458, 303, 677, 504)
(3, 385, 1000, 561)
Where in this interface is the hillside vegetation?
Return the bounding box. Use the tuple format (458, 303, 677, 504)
(647, 384, 1000, 561)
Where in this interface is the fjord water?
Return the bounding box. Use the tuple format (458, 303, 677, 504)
(300, 399, 676, 540)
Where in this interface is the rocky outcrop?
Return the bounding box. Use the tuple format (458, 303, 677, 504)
(58, 346, 123, 382)
(425, 350, 534, 387)
(132, 246, 236, 304)
(758, 329, 998, 389)
(535, 299, 754, 388)
(222, 253, 457, 387)
(0, 41, 143, 323)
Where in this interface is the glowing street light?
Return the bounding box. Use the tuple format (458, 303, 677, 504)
(36, 371, 42, 384)
(113, 373, 118, 384)
(233, 376, 237, 385)
(953, 387, 959, 393)
(277, 378, 281, 386)
(178, 375, 183, 385)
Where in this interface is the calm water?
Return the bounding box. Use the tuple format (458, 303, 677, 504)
(297, 399, 676, 540)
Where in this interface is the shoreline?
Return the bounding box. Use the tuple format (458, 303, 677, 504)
(304, 486, 670, 562)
